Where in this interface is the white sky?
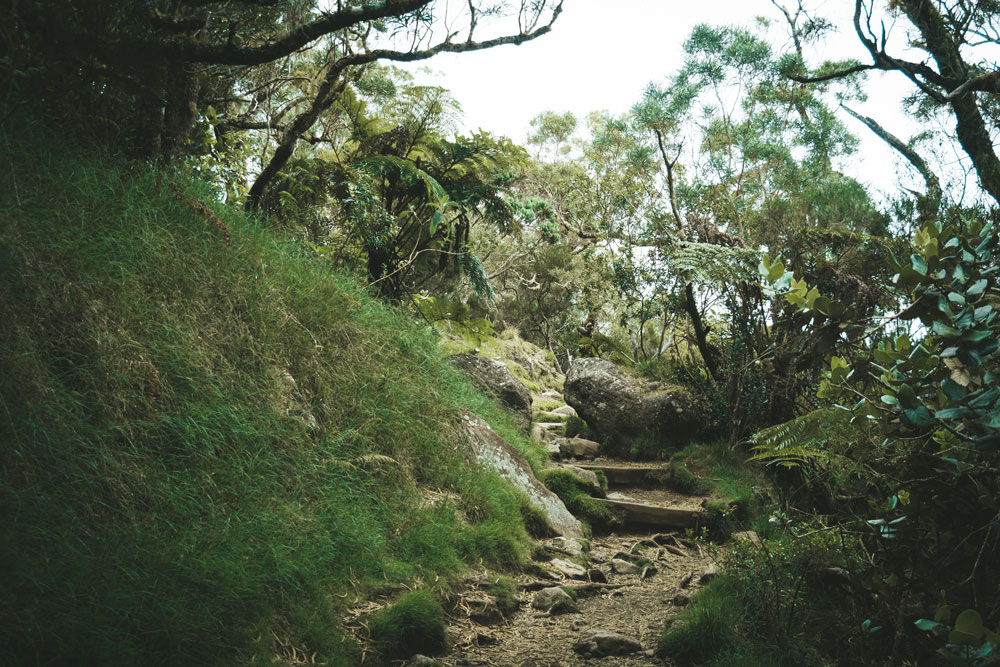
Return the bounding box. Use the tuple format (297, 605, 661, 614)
(397, 0, 956, 201)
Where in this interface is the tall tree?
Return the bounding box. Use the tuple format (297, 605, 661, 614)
(6, 0, 563, 209)
(782, 0, 1000, 205)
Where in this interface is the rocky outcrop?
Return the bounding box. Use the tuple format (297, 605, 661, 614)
(450, 353, 532, 430)
(563, 358, 699, 447)
(457, 410, 583, 538)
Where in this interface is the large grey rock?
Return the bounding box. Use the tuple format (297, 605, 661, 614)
(551, 405, 577, 417)
(457, 410, 583, 538)
(450, 353, 532, 430)
(564, 358, 698, 447)
(573, 630, 642, 657)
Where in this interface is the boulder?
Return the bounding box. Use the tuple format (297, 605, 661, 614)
(564, 358, 698, 447)
(457, 410, 583, 538)
(573, 630, 642, 657)
(450, 353, 532, 430)
(551, 405, 577, 417)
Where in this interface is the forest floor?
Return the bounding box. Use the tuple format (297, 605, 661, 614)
(439, 459, 719, 666)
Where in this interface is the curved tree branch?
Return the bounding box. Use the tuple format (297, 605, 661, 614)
(840, 104, 941, 221)
(245, 2, 564, 211)
(115, 0, 434, 66)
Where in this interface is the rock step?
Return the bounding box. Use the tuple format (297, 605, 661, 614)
(592, 497, 706, 529)
(572, 463, 666, 487)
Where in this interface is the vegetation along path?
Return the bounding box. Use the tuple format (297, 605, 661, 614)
(438, 457, 719, 666)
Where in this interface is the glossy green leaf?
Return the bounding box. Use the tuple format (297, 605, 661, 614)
(933, 322, 962, 338)
(968, 279, 988, 295)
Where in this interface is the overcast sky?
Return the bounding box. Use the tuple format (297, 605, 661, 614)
(397, 0, 947, 200)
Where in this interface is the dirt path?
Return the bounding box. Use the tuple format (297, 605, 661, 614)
(440, 461, 717, 666)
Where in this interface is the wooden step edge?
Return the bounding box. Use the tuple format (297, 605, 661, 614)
(571, 464, 669, 486)
(591, 498, 707, 529)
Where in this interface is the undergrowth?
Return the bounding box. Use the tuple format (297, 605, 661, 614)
(659, 523, 863, 666)
(670, 438, 770, 533)
(0, 122, 546, 665)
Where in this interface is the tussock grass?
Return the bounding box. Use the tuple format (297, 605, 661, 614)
(0, 123, 544, 665)
(367, 590, 447, 661)
(488, 575, 520, 617)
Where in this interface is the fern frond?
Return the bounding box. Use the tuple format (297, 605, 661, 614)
(661, 240, 761, 286)
(748, 407, 851, 468)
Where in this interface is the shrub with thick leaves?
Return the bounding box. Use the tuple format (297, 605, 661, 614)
(759, 212, 1000, 662)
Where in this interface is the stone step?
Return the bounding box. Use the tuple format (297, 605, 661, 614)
(591, 498, 706, 529)
(572, 463, 667, 487)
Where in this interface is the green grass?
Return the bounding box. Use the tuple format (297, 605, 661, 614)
(368, 590, 447, 662)
(0, 122, 547, 665)
(563, 415, 590, 439)
(670, 439, 769, 531)
(488, 575, 520, 617)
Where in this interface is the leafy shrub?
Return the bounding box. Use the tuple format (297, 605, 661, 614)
(660, 525, 857, 665)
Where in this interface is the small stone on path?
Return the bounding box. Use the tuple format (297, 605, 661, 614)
(700, 563, 719, 584)
(572, 629, 642, 657)
(611, 558, 641, 575)
(531, 587, 578, 614)
(549, 558, 587, 580)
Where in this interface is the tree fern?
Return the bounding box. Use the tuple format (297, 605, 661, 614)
(748, 407, 854, 469)
(660, 240, 762, 286)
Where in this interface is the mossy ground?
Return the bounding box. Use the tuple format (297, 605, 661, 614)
(0, 124, 547, 665)
(538, 469, 614, 532)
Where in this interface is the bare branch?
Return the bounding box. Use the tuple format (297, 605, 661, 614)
(840, 104, 941, 219)
(786, 63, 874, 84)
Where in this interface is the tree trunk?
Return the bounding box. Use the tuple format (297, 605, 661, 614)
(245, 68, 348, 212)
(685, 283, 720, 383)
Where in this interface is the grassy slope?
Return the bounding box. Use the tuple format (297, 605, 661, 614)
(0, 130, 545, 665)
